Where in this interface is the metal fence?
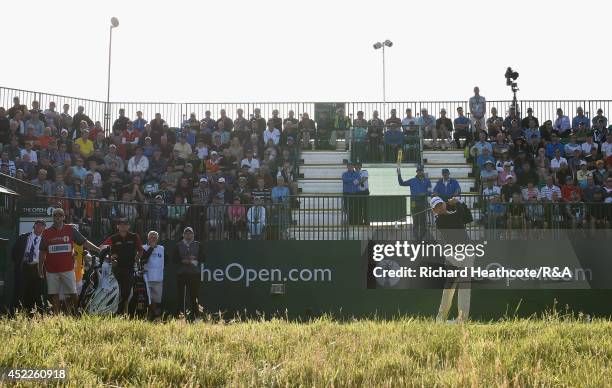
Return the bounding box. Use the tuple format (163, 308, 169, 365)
(34, 194, 612, 243)
(3, 86, 611, 132)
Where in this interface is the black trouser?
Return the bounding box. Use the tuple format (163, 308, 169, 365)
(113, 267, 134, 313)
(356, 191, 370, 225)
(17, 264, 45, 312)
(454, 129, 472, 148)
(177, 272, 200, 320)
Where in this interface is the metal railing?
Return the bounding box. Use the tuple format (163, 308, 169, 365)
(33, 194, 611, 242)
(349, 125, 422, 164)
(3, 86, 610, 132)
(0, 173, 39, 199)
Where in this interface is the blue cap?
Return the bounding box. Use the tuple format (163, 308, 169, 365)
(442, 168, 450, 174)
(416, 165, 424, 172)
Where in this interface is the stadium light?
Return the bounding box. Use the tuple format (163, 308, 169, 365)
(105, 17, 119, 133)
(373, 40, 393, 104)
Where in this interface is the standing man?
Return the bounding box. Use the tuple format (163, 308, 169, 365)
(397, 165, 432, 240)
(11, 219, 46, 313)
(142, 231, 166, 320)
(431, 196, 473, 323)
(355, 162, 370, 225)
(101, 218, 144, 314)
(342, 162, 361, 225)
(175, 227, 205, 321)
(469, 86, 486, 131)
(39, 208, 100, 315)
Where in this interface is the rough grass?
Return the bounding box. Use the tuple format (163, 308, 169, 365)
(1, 313, 612, 387)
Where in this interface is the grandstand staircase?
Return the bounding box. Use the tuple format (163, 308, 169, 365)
(292, 140, 478, 239)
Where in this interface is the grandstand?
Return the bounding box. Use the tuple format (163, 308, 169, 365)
(0, 86, 610, 245)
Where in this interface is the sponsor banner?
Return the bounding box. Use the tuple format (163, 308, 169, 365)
(367, 232, 612, 289)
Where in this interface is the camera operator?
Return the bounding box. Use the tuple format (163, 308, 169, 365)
(101, 218, 144, 314)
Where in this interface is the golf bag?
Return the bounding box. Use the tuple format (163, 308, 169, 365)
(79, 248, 120, 315)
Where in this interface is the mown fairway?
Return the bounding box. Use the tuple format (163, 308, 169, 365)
(1, 314, 611, 387)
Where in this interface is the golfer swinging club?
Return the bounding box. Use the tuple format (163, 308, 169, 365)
(430, 196, 473, 323)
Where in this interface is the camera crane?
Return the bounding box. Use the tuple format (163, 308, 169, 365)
(505, 67, 520, 114)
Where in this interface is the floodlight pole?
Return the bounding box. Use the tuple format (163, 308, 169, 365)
(105, 19, 118, 135)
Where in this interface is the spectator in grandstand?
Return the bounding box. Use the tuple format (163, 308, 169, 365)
(554, 108, 571, 137)
(397, 165, 431, 240)
(433, 169, 461, 201)
(20, 140, 38, 164)
(480, 160, 498, 183)
(501, 175, 521, 202)
(561, 176, 581, 202)
(588, 191, 609, 228)
(330, 108, 351, 150)
(517, 162, 538, 188)
(30, 168, 53, 195)
(576, 161, 593, 189)
(384, 122, 405, 162)
(366, 111, 385, 160)
(451, 107, 470, 149)
(247, 197, 266, 240)
(554, 161, 572, 187)
(434, 109, 453, 149)
(486, 107, 503, 135)
(476, 147, 495, 171)
(593, 160, 608, 186)
(71, 106, 93, 136)
(498, 162, 517, 186)
(240, 149, 260, 174)
(506, 192, 526, 235)
(315, 110, 332, 149)
(298, 112, 316, 150)
(25, 111, 44, 137)
(250, 108, 267, 136)
(508, 119, 524, 141)
(417, 108, 436, 142)
(74, 129, 94, 159)
(591, 108, 608, 128)
(263, 120, 281, 146)
(472, 131, 492, 157)
(59, 104, 72, 131)
(385, 109, 402, 130)
(227, 197, 246, 240)
(469, 86, 486, 129)
(522, 181, 540, 201)
(402, 108, 418, 132)
(0, 107, 10, 147)
(525, 195, 545, 231)
(127, 146, 149, 175)
(540, 176, 562, 201)
(520, 107, 539, 129)
(1, 151, 16, 176)
(7, 97, 26, 119)
(602, 136, 612, 159)
(352, 111, 368, 148)
(550, 149, 567, 172)
(572, 107, 590, 129)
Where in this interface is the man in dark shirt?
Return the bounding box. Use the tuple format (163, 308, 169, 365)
(71, 106, 94, 132)
(102, 218, 144, 314)
(430, 196, 472, 322)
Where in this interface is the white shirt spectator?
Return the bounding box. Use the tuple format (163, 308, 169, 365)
(581, 141, 598, 156)
(469, 95, 486, 118)
(240, 157, 260, 173)
(0, 160, 16, 176)
(263, 128, 281, 145)
(143, 244, 165, 282)
(550, 157, 568, 170)
(602, 139, 612, 158)
(196, 145, 208, 160)
(540, 184, 562, 201)
(127, 155, 149, 174)
(88, 170, 103, 187)
(483, 185, 501, 197)
(522, 187, 540, 201)
(24, 232, 43, 263)
(564, 143, 581, 155)
(358, 169, 369, 192)
(20, 149, 38, 164)
(554, 115, 571, 133)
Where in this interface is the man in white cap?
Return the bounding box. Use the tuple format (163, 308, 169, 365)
(430, 196, 473, 323)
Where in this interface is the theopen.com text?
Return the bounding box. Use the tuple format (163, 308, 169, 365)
(201, 263, 333, 287)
